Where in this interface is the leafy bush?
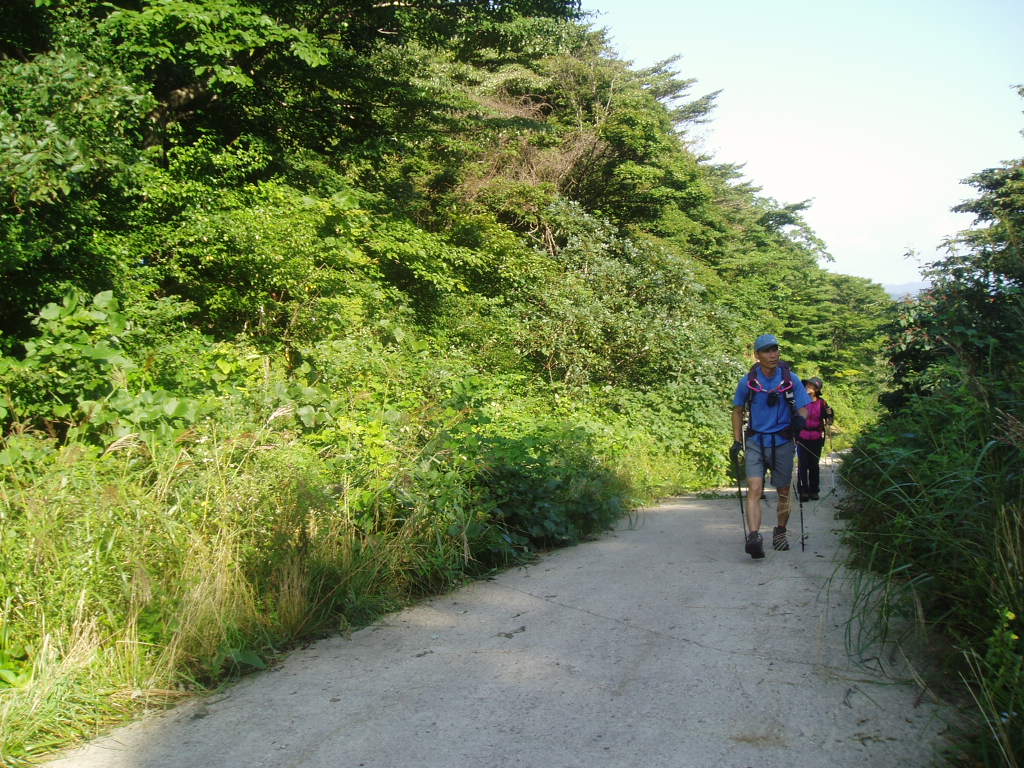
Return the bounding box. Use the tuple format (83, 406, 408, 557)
(477, 421, 628, 549)
(842, 384, 1024, 765)
(0, 49, 152, 341)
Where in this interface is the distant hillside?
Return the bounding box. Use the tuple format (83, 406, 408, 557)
(884, 281, 929, 298)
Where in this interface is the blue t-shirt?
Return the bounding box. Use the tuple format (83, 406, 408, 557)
(732, 365, 812, 440)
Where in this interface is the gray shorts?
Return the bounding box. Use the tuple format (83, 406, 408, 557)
(744, 434, 795, 489)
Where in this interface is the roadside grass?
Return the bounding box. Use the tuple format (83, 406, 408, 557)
(838, 390, 1023, 768)
(0, 381, 721, 765)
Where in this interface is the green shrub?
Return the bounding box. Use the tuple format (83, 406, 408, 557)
(841, 373, 1023, 766)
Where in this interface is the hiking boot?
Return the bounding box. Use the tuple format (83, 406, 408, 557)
(745, 531, 765, 559)
(772, 525, 790, 551)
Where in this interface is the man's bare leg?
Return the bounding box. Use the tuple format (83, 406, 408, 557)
(777, 486, 791, 529)
(746, 475, 764, 533)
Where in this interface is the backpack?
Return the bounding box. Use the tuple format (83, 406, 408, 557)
(802, 397, 834, 437)
(743, 361, 797, 435)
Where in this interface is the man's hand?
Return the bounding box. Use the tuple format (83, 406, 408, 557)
(792, 406, 808, 433)
(730, 440, 744, 464)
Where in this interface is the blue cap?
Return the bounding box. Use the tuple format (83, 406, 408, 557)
(754, 333, 779, 351)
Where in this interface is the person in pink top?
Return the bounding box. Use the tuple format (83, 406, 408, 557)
(796, 378, 834, 502)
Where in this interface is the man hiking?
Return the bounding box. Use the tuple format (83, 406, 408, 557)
(730, 334, 811, 558)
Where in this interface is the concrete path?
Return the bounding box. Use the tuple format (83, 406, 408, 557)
(47, 470, 951, 768)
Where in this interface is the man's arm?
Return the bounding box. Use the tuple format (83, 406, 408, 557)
(730, 406, 746, 463)
(791, 404, 810, 433)
(732, 406, 745, 443)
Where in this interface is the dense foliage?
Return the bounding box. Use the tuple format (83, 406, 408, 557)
(841, 100, 1024, 767)
(0, 1, 891, 761)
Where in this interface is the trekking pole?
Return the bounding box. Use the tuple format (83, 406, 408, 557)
(827, 427, 836, 498)
(794, 438, 805, 551)
(798, 483, 806, 551)
(734, 455, 748, 541)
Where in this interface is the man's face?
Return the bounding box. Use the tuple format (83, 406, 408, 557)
(755, 344, 780, 367)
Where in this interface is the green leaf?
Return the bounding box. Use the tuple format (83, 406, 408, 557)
(92, 291, 116, 311)
(83, 345, 134, 368)
(228, 649, 266, 670)
(296, 405, 316, 427)
(106, 312, 128, 334)
(38, 304, 61, 321)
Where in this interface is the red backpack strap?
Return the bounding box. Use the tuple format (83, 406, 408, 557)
(745, 363, 760, 392)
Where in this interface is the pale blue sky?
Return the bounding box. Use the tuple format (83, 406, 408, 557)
(582, 0, 1023, 285)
